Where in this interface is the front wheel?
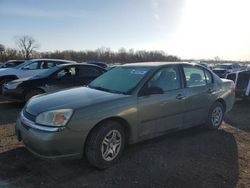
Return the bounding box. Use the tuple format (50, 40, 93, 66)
(206, 102, 225, 129)
(85, 121, 125, 169)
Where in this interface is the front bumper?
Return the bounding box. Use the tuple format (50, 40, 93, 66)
(16, 111, 88, 159)
(2, 86, 24, 102)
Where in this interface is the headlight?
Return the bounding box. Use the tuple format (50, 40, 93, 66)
(36, 109, 73, 127)
(5, 82, 22, 89)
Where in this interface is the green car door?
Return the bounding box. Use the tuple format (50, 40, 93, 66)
(181, 64, 217, 127)
(137, 65, 186, 139)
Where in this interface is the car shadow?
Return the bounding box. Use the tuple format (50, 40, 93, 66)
(0, 127, 239, 188)
(224, 100, 250, 132)
(0, 98, 23, 125)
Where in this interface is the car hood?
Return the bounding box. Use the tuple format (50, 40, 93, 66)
(8, 77, 32, 84)
(25, 87, 128, 116)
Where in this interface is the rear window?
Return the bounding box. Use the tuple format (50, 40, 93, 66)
(227, 74, 236, 82)
(78, 66, 102, 77)
(183, 66, 206, 87)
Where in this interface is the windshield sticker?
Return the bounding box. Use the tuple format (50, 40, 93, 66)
(130, 69, 148, 75)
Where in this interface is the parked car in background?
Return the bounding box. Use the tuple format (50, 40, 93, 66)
(247, 64, 250, 70)
(197, 62, 211, 70)
(208, 64, 216, 70)
(0, 59, 76, 93)
(3, 64, 106, 102)
(226, 70, 250, 100)
(16, 62, 235, 169)
(87, 61, 108, 69)
(212, 63, 241, 78)
(0, 60, 25, 69)
(212, 68, 228, 78)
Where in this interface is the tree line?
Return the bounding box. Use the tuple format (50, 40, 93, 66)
(0, 35, 180, 64)
(40, 48, 180, 64)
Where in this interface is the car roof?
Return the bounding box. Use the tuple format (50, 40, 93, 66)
(213, 68, 227, 71)
(218, 63, 234, 65)
(56, 63, 106, 69)
(29, 59, 76, 63)
(6, 60, 25, 62)
(121, 61, 195, 67)
(228, 70, 250, 74)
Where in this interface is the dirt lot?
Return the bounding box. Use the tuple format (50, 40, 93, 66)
(0, 98, 249, 188)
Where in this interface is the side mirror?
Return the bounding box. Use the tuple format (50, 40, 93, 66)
(141, 87, 164, 96)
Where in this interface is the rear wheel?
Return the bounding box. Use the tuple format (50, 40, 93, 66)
(85, 121, 125, 169)
(206, 101, 225, 129)
(25, 89, 44, 102)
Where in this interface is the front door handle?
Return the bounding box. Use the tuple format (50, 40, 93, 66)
(176, 94, 186, 100)
(207, 88, 216, 94)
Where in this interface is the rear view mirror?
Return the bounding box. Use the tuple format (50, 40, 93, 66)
(141, 87, 164, 96)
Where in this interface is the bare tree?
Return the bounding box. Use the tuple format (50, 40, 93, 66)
(0, 44, 4, 52)
(16, 35, 39, 59)
(0, 44, 5, 62)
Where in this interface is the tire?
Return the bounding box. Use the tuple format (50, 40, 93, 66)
(85, 121, 125, 169)
(206, 101, 225, 129)
(0, 78, 14, 94)
(25, 89, 44, 102)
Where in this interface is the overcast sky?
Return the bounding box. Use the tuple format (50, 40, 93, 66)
(0, 0, 249, 60)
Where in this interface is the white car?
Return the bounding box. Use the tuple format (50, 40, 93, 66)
(0, 59, 76, 91)
(0, 60, 25, 69)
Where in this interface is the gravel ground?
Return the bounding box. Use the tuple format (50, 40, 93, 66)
(0, 98, 249, 188)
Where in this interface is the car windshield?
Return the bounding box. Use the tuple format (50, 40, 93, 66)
(33, 66, 60, 78)
(89, 66, 151, 94)
(14, 60, 30, 69)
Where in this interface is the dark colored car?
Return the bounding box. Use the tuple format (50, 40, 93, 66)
(3, 64, 106, 102)
(213, 68, 228, 78)
(87, 61, 108, 69)
(0, 60, 25, 68)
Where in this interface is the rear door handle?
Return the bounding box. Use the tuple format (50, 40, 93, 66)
(176, 94, 186, 100)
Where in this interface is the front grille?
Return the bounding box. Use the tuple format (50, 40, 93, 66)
(23, 110, 36, 122)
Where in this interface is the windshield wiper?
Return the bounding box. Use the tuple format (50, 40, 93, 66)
(89, 86, 111, 92)
(88, 85, 128, 95)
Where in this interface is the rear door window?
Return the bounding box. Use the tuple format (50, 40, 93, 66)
(23, 61, 41, 70)
(46, 61, 57, 68)
(183, 66, 206, 87)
